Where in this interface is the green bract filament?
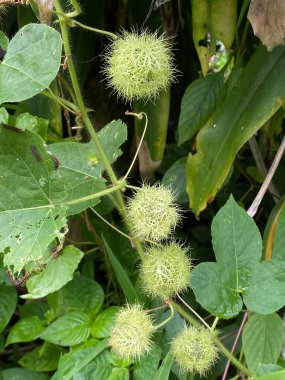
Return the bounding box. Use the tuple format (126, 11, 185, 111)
(140, 242, 191, 299)
(109, 304, 156, 360)
(102, 30, 176, 102)
(126, 183, 180, 242)
(171, 326, 219, 376)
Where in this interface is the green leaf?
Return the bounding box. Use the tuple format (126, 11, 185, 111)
(6, 316, 45, 346)
(255, 364, 285, 377)
(19, 302, 49, 320)
(243, 259, 285, 314)
(18, 342, 65, 372)
(16, 113, 48, 141)
(48, 273, 104, 318)
(52, 338, 109, 380)
(0, 285, 17, 333)
(255, 370, 285, 380)
(153, 351, 174, 380)
(0, 126, 67, 275)
(242, 313, 284, 372)
(107, 368, 129, 380)
(1, 368, 49, 380)
(191, 262, 243, 318)
(133, 347, 161, 380)
(187, 45, 285, 215)
(192, 196, 262, 318)
(22, 245, 84, 299)
(40, 310, 91, 346)
(91, 306, 120, 339)
(49, 119, 127, 215)
(178, 72, 225, 145)
(162, 157, 188, 203)
(102, 234, 141, 303)
(72, 349, 112, 380)
(0, 24, 61, 104)
(0, 31, 9, 50)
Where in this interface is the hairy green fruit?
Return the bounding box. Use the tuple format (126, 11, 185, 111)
(102, 30, 176, 102)
(126, 184, 180, 242)
(109, 304, 156, 360)
(140, 242, 191, 299)
(171, 326, 218, 375)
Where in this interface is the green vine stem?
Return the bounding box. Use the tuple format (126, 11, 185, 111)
(53, 0, 144, 257)
(170, 301, 252, 378)
(70, 19, 117, 40)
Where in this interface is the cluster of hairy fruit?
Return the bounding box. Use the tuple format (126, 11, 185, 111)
(108, 184, 218, 375)
(103, 30, 218, 376)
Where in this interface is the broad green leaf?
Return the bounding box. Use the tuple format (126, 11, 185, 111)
(153, 350, 173, 380)
(162, 157, 188, 203)
(242, 313, 284, 372)
(18, 342, 65, 372)
(109, 352, 133, 368)
(22, 245, 84, 299)
(73, 350, 112, 380)
(102, 234, 141, 303)
(0, 24, 62, 104)
(107, 368, 129, 380)
(40, 310, 91, 346)
(133, 347, 161, 380)
(192, 196, 262, 318)
(48, 273, 104, 318)
(255, 364, 285, 377)
(263, 196, 285, 260)
(211, 195, 262, 277)
(0, 126, 67, 275)
(0, 285, 17, 333)
(6, 316, 45, 346)
(178, 73, 225, 145)
(191, 262, 243, 318)
(243, 259, 285, 314)
(187, 45, 285, 215)
(19, 302, 49, 320)
(91, 306, 120, 339)
(52, 338, 108, 380)
(1, 368, 49, 380)
(49, 119, 127, 215)
(255, 370, 285, 380)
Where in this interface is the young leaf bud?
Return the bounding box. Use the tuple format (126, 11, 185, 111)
(109, 304, 156, 360)
(126, 184, 180, 242)
(102, 30, 176, 102)
(171, 326, 218, 375)
(140, 242, 190, 299)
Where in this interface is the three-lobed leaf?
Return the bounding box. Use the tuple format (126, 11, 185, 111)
(192, 196, 285, 318)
